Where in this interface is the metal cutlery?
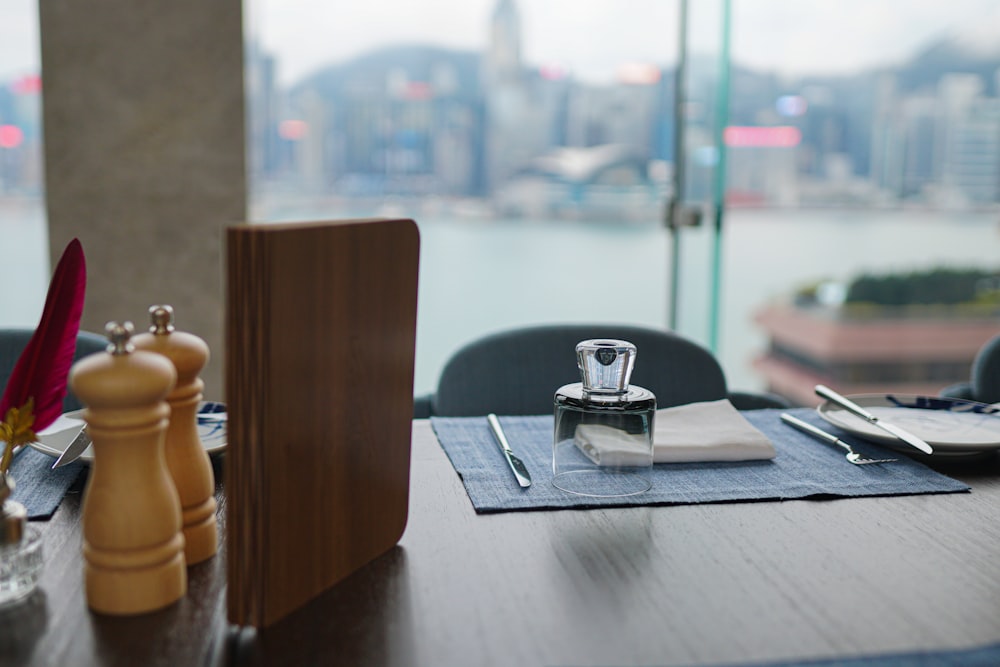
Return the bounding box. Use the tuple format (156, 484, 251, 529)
(781, 413, 897, 465)
(815, 384, 934, 455)
(49, 410, 226, 469)
(51, 427, 92, 469)
(487, 413, 531, 488)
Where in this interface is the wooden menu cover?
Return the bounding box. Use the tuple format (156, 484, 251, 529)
(225, 218, 420, 627)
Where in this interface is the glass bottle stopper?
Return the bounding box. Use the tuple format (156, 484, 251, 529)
(148, 304, 175, 335)
(575, 339, 637, 395)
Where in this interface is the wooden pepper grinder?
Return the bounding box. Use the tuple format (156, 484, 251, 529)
(132, 304, 217, 565)
(71, 321, 186, 615)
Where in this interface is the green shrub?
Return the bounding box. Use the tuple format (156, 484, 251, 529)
(845, 268, 1000, 306)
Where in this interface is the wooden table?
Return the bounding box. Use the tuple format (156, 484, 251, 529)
(7, 421, 1000, 666)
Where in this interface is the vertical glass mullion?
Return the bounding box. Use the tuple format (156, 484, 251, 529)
(708, 0, 732, 352)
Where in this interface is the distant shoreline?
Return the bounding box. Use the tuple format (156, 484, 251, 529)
(4, 193, 998, 223)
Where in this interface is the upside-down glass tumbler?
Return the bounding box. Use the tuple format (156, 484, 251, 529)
(552, 339, 655, 497)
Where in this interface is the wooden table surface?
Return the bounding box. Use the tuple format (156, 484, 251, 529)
(6, 420, 1000, 667)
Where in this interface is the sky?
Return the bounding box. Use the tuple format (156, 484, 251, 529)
(2, 0, 999, 85)
(248, 0, 1000, 84)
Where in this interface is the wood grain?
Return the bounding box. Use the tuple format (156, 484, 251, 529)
(225, 219, 420, 627)
(133, 317, 218, 566)
(9, 424, 1000, 666)
(2, 461, 227, 667)
(70, 345, 187, 616)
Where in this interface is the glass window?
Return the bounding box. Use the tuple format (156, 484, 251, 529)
(246, 0, 678, 397)
(726, 0, 1000, 405)
(246, 0, 1000, 404)
(9, 1, 997, 407)
(0, 1, 49, 327)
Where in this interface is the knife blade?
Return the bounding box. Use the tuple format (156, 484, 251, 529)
(486, 413, 531, 488)
(51, 427, 92, 469)
(815, 384, 934, 455)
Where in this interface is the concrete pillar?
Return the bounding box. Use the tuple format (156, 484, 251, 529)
(39, 0, 246, 399)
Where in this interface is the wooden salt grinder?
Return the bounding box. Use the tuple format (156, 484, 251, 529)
(71, 321, 186, 615)
(133, 305, 218, 565)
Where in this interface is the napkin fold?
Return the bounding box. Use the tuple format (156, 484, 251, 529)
(574, 399, 775, 466)
(573, 425, 651, 467)
(653, 399, 775, 462)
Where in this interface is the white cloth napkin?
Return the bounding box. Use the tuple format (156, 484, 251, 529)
(574, 399, 775, 466)
(653, 398, 775, 462)
(573, 424, 651, 467)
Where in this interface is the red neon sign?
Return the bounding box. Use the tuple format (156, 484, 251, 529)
(0, 125, 24, 149)
(278, 120, 308, 141)
(724, 126, 801, 147)
(12, 75, 42, 95)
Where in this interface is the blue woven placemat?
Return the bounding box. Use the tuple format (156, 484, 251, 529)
(430, 408, 971, 513)
(8, 446, 84, 520)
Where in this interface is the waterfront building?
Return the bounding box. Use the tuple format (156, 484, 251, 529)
(754, 303, 999, 406)
(494, 143, 662, 219)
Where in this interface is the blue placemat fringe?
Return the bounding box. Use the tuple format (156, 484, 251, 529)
(7, 446, 84, 520)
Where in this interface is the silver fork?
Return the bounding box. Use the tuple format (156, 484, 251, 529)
(781, 413, 898, 465)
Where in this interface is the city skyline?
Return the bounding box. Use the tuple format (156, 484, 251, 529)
(3, 1, 1000, 83)
(231, 0, 1000, 213)
(5, 0, 1000, 208)
(250, 0, 1000, 85)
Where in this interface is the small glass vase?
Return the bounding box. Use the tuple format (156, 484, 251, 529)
(0, 475, 44, 608)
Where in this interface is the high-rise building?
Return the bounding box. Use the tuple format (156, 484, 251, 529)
(483, 0, 549, 192)
(484, 0, 521, 87)
(938, 75, 1000, 205)
(245, 42, 281, 182)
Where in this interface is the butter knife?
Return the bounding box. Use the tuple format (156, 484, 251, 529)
(51, 427, 92, 469)
(815, 385, 934, 455)
(487, 413, 531, 488)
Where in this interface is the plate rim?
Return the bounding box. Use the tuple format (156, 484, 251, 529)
(817, 392, 1000, 453)
(29, 402, 227, 464)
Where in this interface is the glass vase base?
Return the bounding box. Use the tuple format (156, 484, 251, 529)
(0, 525, 43, 608)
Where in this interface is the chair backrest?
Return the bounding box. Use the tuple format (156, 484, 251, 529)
(972, 333, 1000, 404)
(431, 324, 729, 416)
(0, 328, 108, 413)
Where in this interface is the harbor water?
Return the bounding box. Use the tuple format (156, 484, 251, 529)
(3, 199, 998, 397)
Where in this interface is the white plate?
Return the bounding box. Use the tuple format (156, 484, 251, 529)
(817, 393, 1000, 457)
(29, 401, 227, 464)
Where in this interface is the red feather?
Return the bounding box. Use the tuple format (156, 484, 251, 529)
(0, 238, 87, 433)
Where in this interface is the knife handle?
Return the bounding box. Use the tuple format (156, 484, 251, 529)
(486, 413, 532, 488)
(815, 385, 877, 423)
(780, 413, 841, 446)
(487, 413, 512, 453)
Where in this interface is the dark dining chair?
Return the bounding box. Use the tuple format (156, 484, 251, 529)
(939, 333, 1000, 405)
(0, 328, 108, 412)
(414, 323, 790, 417)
